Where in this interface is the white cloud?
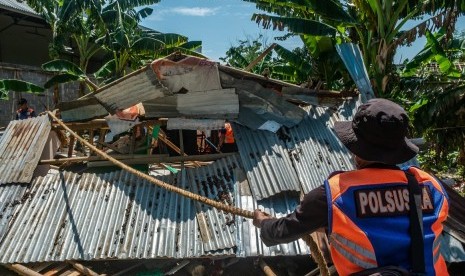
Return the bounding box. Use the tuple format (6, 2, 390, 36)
(170, 7, 219, 16)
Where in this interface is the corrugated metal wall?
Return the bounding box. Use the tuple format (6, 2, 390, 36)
(0, 115, 51, 184)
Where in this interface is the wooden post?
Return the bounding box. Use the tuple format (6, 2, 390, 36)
(89, 129, 94, 155)
(179, 129, 185, 171)
(258, 259, 277, 276)
(68, 135, 75, 158)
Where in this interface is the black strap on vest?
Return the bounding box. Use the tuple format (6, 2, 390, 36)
(404, 170, 426, 275)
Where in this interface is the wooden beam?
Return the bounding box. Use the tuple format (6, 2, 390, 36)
(42, 263, 69, 276)
(53, 119, 163, 131)
(86, 152, 237, 167)
(40, 154, 169, 165)
(245, 43, 277, 72)
(53, 119, 109, 131)
(4, 264, 44, 276)
(67, 261, 101, 276)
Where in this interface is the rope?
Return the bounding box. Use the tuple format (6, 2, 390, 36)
(47, 111, 330, 275)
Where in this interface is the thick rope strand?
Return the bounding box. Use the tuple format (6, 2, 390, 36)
(48, 111, 329, 275)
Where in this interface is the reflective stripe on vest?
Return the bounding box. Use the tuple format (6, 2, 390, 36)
(330, 234, 377, 269)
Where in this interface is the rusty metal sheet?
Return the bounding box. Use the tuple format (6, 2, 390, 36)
(0, 115, 51, 184)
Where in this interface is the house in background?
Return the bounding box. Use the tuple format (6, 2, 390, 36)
(0, 0, 80, 127)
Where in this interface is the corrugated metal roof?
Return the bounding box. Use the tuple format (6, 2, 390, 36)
(336, 43, 375, 102)
(0, 154, 314, 263)
(286, 104, 356, 193)
(0, 163, 242, 263)
(235, 183, 311, 257)
(95, 66, 169, 113)
(233, 123, 301, 200)
(0, 155, 266, 263)
(0, 183, 28, 241)
(0, 115, 51, 185)
(0, 0, 39, 17)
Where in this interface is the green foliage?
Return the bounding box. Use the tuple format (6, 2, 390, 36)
(42, 59, 86, 76)
(393, 30, 465, 180)
(220, 35, 274, 73)
(252, 15, 337, 36)
(245, 0, 465, 96)
(0, 80, 44, 100)
(24, 0, 200, 89)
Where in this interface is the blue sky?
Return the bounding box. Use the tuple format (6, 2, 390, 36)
(141, 0, 465, 63)
(141, 0, 302, 61)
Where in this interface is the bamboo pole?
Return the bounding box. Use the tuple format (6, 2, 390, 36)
(47, 111, 329, 276)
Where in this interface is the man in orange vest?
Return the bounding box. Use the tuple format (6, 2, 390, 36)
(218, 122, 237, 153)
(16, 98, 36, 120)
(253, 99, 449, 275)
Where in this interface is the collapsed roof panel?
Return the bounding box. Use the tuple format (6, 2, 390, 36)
(143, 88, 239, 119)
(233, 123, 301, 200)
(0, 166, 237, 263)
(94, 66, 168, 113)
(151, 56, 222, 93)
(0, 115, 51, 184)
(58, 98, 108, 122)
(0, 154, 313, 264)
(59, 67, 168, 122)
(219, 71, 306, 129)
(286, 105, 356, 194)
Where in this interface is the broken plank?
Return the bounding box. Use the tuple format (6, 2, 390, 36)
(4, 264, 44, 276)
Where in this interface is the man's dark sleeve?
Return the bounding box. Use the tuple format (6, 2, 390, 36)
(259, 185, 328, 246)
(31, 110, 37, 117)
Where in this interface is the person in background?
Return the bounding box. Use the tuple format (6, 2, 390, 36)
(16, 98, 36, 120)
(253, 98, 449, 276)
(218, 122, 238, 153)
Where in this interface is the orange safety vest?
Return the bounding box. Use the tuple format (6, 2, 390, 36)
(224, 123, 235, 144)
(325, 167, 449, 276)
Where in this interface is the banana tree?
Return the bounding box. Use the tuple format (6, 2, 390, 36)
(0, 80, 44, 100)
(245, 0, 465, 96)
(94, 1, 202, 83)
(394, 30, 465, 173)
